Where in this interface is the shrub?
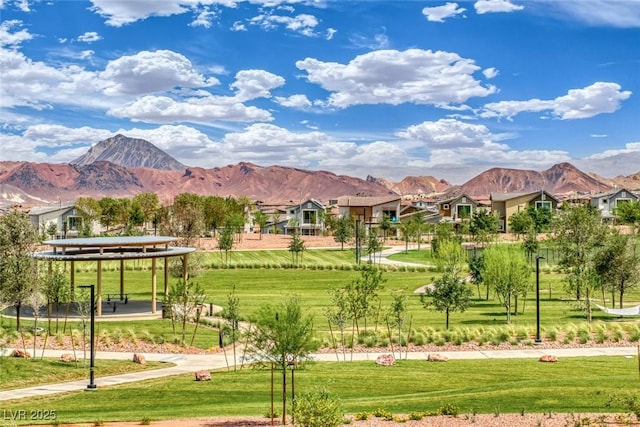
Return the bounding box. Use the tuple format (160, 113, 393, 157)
(292, 387, 344, 427)
(438, 403, 460, 417)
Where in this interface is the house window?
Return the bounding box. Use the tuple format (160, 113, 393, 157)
(616, 199, 631, 207)
(302, 210, 316, 224)
(462, 197, 467, 203)
(535, 201, 552, 210)
(382, 210, 397, 222)
(67, 216, 80, 231)
(622, 192, 627, 197)
(457, 204, 472, 218)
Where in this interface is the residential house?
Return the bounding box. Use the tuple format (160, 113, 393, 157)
(590, 188, 639, 219)
(336, 195, 401, 228)
(490, 190, 559, 233)
(438, 194, 479, 222)
(28, 203, 97, 238)
(284, 199, 326, 236)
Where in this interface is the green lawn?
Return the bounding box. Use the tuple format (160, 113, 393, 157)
(0, 357, 167, 391)
(3, 357, 638, 424)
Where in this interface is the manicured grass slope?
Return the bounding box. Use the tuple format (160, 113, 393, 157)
(3, 357, 636, 423)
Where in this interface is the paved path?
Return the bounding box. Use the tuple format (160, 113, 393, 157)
(2, 346, 637, 402)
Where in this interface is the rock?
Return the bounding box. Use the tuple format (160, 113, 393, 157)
(60, 353, 77, 363)
(11, 349, 31, 358)
(375, 354, 395, 366)
(539, 355, 558, 363)
(133, 353, 146, 365)
(195, 370, 211, 381)
(428, 353, 449, 362)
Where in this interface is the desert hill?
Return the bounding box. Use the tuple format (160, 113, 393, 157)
(1, 134, 638, 208)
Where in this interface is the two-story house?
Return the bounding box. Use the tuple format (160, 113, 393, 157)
(284, 198, 326, 236)
(437, 194, 479, 222)
(490, 190, 558, 233)
(335, 195, 401, 229)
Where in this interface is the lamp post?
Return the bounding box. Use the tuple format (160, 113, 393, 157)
(535, 255, 545, 344)
(79, 284, 97, 389)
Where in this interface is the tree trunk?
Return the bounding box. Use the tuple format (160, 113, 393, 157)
(282, 363, 287, 425)
(445, 308, 450, 330)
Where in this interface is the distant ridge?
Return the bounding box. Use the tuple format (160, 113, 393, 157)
(71, 134, 187, 171)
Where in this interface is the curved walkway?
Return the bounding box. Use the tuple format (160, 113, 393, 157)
(1, 346, 637, 402)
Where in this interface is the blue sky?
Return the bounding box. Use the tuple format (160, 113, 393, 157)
(1, 0, 638, 184)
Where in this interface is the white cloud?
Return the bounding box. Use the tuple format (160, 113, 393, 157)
(229, 69, 285, 102)
(482, 82, 632, 120)
(325, 27, 336, 40)
(584, 142, 640, 160)
(89, 0, 191, 27)
(0, 20, 33, 47)
(547, 0, 640, 28)
(422, 2, 466, 23)
(110, 94, 274, 124)
(230, 21, 246, 31)
(397, 119, 499, 148)
(482, 67, 499, 79)
(296, 49, 496, 108)
(475, 0, 524, 14)
(80, 50, 95, 60)
(190, 8, 217, 28)
(590, 134, 608, 138)
(348, 30, 389, 50)
(100, 50, 219, 95)
(77, 31, 102, 43)
(274, 94, 312, 109)
(249, 13, 319, 36)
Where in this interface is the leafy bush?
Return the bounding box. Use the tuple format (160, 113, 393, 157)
(293, 387, 344, 427)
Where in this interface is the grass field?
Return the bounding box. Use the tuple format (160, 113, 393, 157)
(0, 357, 167, 391)
(2, 357, 638, 423)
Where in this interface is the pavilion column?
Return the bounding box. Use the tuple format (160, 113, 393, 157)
(151, 258, 157, 314)
(182, 254, 188, 285)
(120, 259, 125, 300)
(96, 260, 102, 316)
(70, 261, 75, 301)
(164, 257, 169, 296)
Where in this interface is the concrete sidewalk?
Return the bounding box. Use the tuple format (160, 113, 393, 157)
(2, 346, 637, 402)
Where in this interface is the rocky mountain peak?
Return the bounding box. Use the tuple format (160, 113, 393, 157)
(70, 134, 187, 171)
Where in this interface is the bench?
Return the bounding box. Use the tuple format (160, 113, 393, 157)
(106, 293, 129, 304)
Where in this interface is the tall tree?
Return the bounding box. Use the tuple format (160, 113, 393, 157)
(0, 211, 40, 330)
(245, 296, 315, 425)
(482, 245, 531, 324)
(132, 192, 160, 230)
(75, 196, 101, 237)
(553, 204, 607, 322)
(593, 229, 640, 308)
(170, 193, 205, 246)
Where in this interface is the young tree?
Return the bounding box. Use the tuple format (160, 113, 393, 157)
(325, 287, 350, 360)
(245, 296, 315, 425)
(333, 215, 353, 250)
(288, 231, 305, 265)
(0, 211, 40, 330)
(218, 227, 234, 265)
(253, 210, 269, 239)
(222, 285, 241, 370)
(165, 279, 206, 346)
(75, 196, 101, 236)
(482, 245, 531, 324)
(508, 210, 535, 240)
(469, 208, 498, 246)
(424, 275, 473, 330)
(615, 200, 640, 228)
(433, 239, 467, 279)
(379, 214, 392, 241)
(410, 214, 426, 250)
(365, 232, 383, 264)
(386, 290, 408, 358)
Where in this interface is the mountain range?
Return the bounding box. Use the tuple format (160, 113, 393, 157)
(1, 134, 638, 208)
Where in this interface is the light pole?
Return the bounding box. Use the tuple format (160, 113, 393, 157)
(535, 255, 545, 344)
(79, 284, 97, 389)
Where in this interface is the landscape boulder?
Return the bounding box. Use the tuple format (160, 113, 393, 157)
(60, 353, 77, 363)
(133, 353, 146, 365)
(375, 354, 395, 366)
(428, 353, 449, 362)
(12, 349, 31, 358)
(195, 370, 211, 381)
(539, 355, 558, 363)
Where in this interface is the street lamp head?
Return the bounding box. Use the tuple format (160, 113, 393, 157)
(536, 255, 545, 260)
